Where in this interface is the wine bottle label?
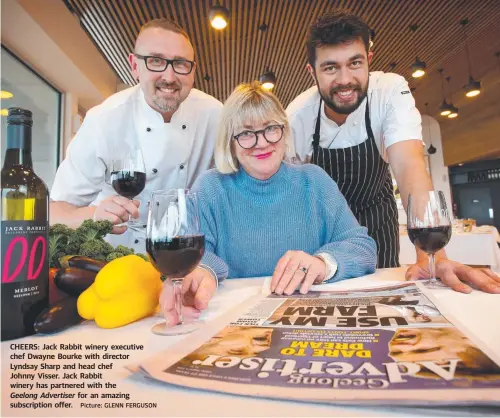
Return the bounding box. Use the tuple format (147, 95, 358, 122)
(1, 221, 48, 290)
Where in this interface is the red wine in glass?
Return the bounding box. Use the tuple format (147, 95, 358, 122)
(147, 189, 205, 336)
(111, 170, 146, 198)
(107, 149, 146, 228)
(407, 226, 451, 254)
(407, 191, 451, 283)
(146, 235, 205, 278)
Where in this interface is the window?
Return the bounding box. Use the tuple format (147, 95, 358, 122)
(1, 46, 61, 189)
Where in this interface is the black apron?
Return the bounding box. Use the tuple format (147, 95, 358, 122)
(312, 99, 399, 268)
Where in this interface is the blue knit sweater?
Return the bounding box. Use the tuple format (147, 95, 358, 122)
(191, 162, 377, 282)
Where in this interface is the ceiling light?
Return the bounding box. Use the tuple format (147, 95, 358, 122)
(447, 105, 458, 118)
(411, 58, 426, 78)
(209, 2, 230, 30)
(1, 91, 13, 99)
(464, 76, 481, 97)
(257, 25, 274, 89)
(369, 29, 376, 50)
(0, 109, 8, 116)
(443, 76, 458, 119)
(409, 24, 426, 78)
(424, 103, 437, 155)
(439, 101, 452, 116)
(460, 18, 481, 98)
(259, 69, 276, 90)
(438, 69, 452, 116)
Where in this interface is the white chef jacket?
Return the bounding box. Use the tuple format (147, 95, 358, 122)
(51, 85, 222, 251)
(286, 71, 422, 162)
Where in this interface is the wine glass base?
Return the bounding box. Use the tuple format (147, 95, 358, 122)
(127, 221, 145, 230)
(151, 319, 203, 336)
(426, 278, 447, 289)
(116, 220, 144, 231)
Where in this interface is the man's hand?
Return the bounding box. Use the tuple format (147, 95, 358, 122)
(159, 267, 217, 327)
(271, 251, 326, 295)
(93, 195, 140, 234)
(406, 259, 500, 294)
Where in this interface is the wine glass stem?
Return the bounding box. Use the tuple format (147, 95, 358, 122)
(172, 279, 183, 324)
(428, 253, 436, 281)
(127, 197, 140, 228)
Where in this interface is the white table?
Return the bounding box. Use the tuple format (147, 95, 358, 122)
(2, 269, 500, 417)
(399, 228, 500, 270)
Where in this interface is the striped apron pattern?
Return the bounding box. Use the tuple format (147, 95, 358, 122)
(312, 98, 400, 268)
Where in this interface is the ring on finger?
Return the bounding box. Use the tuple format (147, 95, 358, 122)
(298, 266, 309, 275)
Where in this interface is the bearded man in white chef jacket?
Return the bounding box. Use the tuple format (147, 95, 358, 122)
(50, 19, 222, 252)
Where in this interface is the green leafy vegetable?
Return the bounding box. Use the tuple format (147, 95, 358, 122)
(49, 220, 146, 267)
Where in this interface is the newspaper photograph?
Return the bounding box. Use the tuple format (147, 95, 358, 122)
(138, 281, 500, 405)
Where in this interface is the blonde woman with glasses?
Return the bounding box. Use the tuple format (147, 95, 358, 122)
(160, 82, 376, 327)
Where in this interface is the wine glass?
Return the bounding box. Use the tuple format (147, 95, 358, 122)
(146, 189, 205, 335)
(107, 149, 146, 229)
(407, 191, 451, 284)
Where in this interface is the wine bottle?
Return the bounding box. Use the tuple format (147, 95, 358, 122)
(1, 108, 49, 341)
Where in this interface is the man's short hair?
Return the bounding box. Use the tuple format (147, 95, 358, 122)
(307, 10, 372, 67)
(135, 18, 191, 48)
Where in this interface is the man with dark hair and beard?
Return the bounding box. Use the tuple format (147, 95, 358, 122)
(51, 19, 222, 250)
(287, 10, 500, 294)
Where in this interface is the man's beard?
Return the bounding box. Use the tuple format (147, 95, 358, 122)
(318, 79, 368, 115)
(152, 81, 182, 113)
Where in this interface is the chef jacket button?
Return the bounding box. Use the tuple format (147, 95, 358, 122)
(134, 239, 139, 244)
(146, 127, 151, 132)
(152, 168, 158, 174)
(143, 224, 147, 228)
(353, 121, 358, 126)
(180, 164, 185, 170)
(182, 125, 186, 130)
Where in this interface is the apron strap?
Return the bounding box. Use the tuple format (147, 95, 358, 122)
(312, 99, 322, 154)
(364, 97, 375, 141)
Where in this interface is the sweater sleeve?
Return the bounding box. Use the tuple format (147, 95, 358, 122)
(191, 174, 229, 283)
(311, 169, 377, 282)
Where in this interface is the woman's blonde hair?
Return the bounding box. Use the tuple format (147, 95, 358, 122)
(214, 81, 295, 174)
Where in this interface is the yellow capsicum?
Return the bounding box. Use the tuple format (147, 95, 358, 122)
(77, 255, 162, 328)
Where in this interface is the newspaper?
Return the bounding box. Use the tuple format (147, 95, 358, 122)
(137, 281, 500, 405)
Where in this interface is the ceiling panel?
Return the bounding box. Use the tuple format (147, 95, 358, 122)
(62, 0, 500, 120)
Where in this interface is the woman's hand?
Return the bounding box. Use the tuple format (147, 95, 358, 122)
(159, 267, 217, 327)
(271, 251, 326, 295)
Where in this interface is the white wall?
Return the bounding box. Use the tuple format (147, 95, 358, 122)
(397, 115, 453, 224)
(1, 0, 120, 161)
(422, 114, 453, 217)
(1, 49, 61, 189)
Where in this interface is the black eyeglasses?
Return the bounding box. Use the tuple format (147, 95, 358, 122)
(134, 54, 195, 75)
(233, 125, 285, 149)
